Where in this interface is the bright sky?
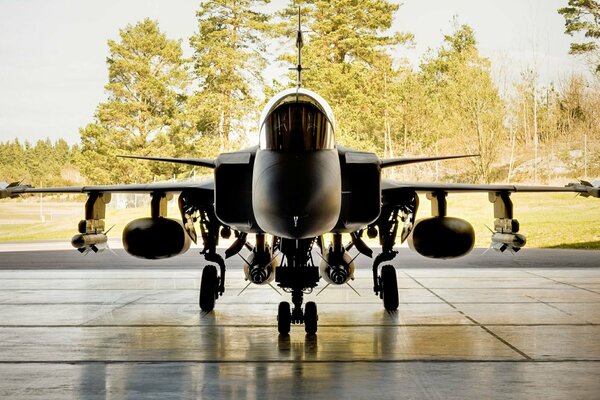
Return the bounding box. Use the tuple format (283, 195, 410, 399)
(0, 0, 587, 144)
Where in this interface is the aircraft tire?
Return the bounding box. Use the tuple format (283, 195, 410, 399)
(278, 301, 291, 335)
(304, 301, 318, 335)
(199, 264, 218, 311)
(381, 264, 399, 311)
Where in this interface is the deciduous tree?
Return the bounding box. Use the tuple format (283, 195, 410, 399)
(419, 23, 505, 182)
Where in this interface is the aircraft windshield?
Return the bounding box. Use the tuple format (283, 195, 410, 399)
(260, 102, 335, 151)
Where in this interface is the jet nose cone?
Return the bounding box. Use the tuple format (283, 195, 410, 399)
(253, 150, 341, 239)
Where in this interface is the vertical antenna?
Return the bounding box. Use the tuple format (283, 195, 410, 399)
(295, 6, 303, 89)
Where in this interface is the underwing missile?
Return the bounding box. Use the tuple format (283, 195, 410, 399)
(71, 233, 109, 253)
(490, 232, 526, 253)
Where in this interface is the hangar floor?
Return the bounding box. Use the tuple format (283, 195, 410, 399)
(0, 245, 599, 399)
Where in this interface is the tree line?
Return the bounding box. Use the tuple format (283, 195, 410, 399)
(0, 139, 80, 187)
(2, 0, 599, 186)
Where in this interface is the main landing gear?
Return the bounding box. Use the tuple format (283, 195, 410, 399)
(188, 204, 226, 312)
(370, 194, 418, 311)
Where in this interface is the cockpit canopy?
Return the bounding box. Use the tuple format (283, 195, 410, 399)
(259, 88, 335, 151)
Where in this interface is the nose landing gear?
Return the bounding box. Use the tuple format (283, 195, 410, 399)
(275, 238, 321, 335)
(277, 301, 292, 334)
(277, 296, 318, 335)
(304, 301, 318, 335)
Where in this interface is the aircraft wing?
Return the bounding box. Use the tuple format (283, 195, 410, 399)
(379, 178, 599, 254)
(0, 180, 214, 198)
(1, 179, 215, 252)
(381, 179, 600, 204)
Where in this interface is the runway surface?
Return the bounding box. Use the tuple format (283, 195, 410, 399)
(0, 245, 599, 399)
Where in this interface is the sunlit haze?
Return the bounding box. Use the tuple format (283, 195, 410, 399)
(0, 0, 586, 144)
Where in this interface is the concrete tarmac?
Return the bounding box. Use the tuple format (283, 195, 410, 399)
(0, 246, 599, 399)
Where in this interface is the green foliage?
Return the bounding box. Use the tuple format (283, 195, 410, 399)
(188, 0, 272, 153)
(507, 67, 600, 183)
(418, 23, 505, 182)
(277, 0, 412, 153)
(79, 18, 190, 184)
(5, 5, 600, 189)
(558, 0, 600, 73)
(0, 139, 80, 186)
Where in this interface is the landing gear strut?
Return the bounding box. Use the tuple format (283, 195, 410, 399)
(370, 207, 400, 311)
(370, 193, 418, 311)
(194, 205, 226, 312)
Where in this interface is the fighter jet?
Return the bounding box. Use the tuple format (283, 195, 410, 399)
(2, 19, 599, 335)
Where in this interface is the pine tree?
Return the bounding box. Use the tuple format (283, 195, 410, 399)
(189, 0, 272, 152)
(79, 19, 190, 184)
(278, 0, 412, 153)
(0, 139, 80, 186)
(559, 0, 600, 73)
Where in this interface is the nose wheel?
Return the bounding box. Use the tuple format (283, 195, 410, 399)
(277, 295, 319, 335)
(277, 301, 291, 334)
(304, 301, 318, 335)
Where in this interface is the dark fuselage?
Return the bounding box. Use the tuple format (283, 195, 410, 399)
(252, 149, 341, 238)
(213, 88, 382, 239)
